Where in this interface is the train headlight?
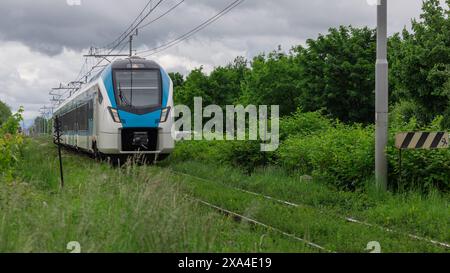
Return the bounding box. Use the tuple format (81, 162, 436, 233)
(108, 107, 121, 123)
(160, 107, 171, 123)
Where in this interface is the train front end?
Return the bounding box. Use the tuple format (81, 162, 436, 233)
(98, 57, 174, 158)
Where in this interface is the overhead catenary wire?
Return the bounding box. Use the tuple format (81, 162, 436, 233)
(138, 0, 244, 56)
(104, 0, 165, 54)
(53, 0, 244, 105)
(70, 0, 166, 93)
(98, 41, 130, 74)
(137, 0, 245, 57)
(74, 58, 88, 83)
(52, 0, 165, 104)
(102, 0, 155, 50)
(138, 0, 185, 31)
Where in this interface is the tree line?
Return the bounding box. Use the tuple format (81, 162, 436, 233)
(170, 0, 450, 127)
(2, 1, 448, 134)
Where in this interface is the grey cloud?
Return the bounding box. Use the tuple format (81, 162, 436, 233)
(0, 0, 424, 56)
(0, 0, 430, 123)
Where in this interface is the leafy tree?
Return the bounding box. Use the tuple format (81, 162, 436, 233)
(208, 56, 249, 106)
(169, 72, 185, 106)
(0, 107, 23, 135)
(169, 72, 185, 89)
(0, 100, 11, 126)
(390, 0, 450, 124)
(242, 26, 378, 123)
(176, 57, 249, 108)
(175, 67, 210, 108)
(0, 107, 24, 179)
(240, 48, 301, 117)
(171, 0, 449, 126)
(294, 26, 377, 123)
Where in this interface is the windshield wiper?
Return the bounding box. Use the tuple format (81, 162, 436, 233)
(118, 82, 131, 106)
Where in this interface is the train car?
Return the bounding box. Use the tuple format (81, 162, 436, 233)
(53, 56, 175, 162)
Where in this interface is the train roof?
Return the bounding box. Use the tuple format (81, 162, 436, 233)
(88, 57, 161, 83)
(111, 57, 161, 70)
(53, 57, 163, 115)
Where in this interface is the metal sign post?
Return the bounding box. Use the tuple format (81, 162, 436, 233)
(395, 132, 449, 186)
(375, 0, 388, 190)
(395, 132, 449, 150)
(54, 116, 65, 189)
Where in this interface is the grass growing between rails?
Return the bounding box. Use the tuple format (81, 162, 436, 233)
(0, 137, 317, 253)
(165, 160, 450, 250)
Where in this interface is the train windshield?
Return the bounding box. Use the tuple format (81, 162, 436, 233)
(114, 70, 161, 108)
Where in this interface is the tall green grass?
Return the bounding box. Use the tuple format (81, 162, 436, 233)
(168, 161, 450, 245)
(0, 138, 314, 253)
(166, 163, 448, 252)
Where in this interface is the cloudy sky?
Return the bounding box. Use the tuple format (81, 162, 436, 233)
(0, 0, 431, 126)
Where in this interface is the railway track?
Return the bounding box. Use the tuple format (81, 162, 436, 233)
(170, 169, 450, 251)
(187, 196, 334, 253)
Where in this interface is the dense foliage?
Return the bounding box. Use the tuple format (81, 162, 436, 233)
(0, 100, 11, 126)
(176, 26, 377, 122)
(240, 49, 301, 116)
(175, 57, 248, 109)
(175, 1, 449, 126)
(390, 0, 450, 125)
(0, 107, 24, 180)
(293, 26, 376, 123)
(388, 112, 450, 192)
(170, 1, 450, 192)
(172, 107, 450, 192)
(278, 123, 375, 190)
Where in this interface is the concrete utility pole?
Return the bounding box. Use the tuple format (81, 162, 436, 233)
(375, 0, 388, 190)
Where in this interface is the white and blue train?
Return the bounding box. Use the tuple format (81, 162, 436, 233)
(53, 57, 175, 161)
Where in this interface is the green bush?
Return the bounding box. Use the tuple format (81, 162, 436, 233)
(279, 109, 333, 140)
(170, 140, 229, 163)
(172, 139, 275, 173)
(223, 140, 277, 173)
(390, 100, 430, 128)
(278, 123, 375, 190)
(440, 107, 450, 130)
(0, 107, 24, 180)
(388, 147, 450, 192)
(172, 108, 450, 193)
(0, 101, 11, 126)
(387, 116, 450, 192)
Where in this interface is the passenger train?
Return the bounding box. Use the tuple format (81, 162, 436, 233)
(53, 57, 175, 161)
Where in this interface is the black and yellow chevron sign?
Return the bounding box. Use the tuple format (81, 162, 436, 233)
(395, 132, 449, 149)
